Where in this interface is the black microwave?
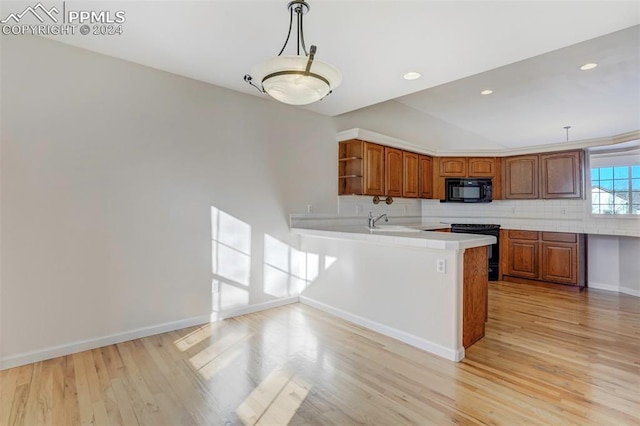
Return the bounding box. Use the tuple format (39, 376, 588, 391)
(444, 178, 492, 203)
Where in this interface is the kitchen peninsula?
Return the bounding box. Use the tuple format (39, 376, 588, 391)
(291, 221, 496, 361)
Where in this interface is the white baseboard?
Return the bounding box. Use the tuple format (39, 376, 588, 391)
(620, 287, 640, 297)
(299, 296, 464, 362)
(587, 282, 639, 298)
(218, 295, 300, 319)
(0, 296, 300, 371)
(588, 281, 620, 293)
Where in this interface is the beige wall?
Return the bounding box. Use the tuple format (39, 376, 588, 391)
(0, 36, 337, 365)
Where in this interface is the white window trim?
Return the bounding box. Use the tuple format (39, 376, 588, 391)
(588, 145, 640, 217)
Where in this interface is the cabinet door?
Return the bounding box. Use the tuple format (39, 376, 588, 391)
(507, 240, 539, 279)
(541, 150, 583, 199)
(385, 147, 403, 197)
(418, 155, 433, 198)
(403, 152, 419, 198)
(541, 242, 577, 285)
(468, 157, 495, 177)
(363, 143, 385, 196)
(431, 158, 445, 200)
(439, 157, 467, 176)
(504, 155, 539, 199)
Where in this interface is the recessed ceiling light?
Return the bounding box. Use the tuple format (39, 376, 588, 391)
(480, 89, 493, 95)
(403, 72, 421, 80)
(580, 63, 598, 71)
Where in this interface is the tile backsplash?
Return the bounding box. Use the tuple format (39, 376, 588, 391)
(421, 198, 640, 236)
(290, 196, 639, 237)
(338, 195, 421, 218)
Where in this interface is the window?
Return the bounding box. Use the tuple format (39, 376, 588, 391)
(591, 165, 640, 215)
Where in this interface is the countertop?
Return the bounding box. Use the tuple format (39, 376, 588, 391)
(291, 223, 496, 251)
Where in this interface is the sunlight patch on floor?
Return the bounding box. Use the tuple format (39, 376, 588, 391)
(236, 369, 311, 426)
(173, 324, 215, 352)
(189, 329, 253, 379)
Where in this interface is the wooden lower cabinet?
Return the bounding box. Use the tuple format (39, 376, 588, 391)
(500, 229, 586, 288)
(507, 240, 538, 279)
(463, 245, 488, 348)
(541, 242, 577, 284)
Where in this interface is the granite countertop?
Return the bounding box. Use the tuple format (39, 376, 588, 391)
(291, 223, 496, 250)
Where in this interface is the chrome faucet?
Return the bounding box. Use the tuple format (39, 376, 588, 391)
(368, 212, 388, 229)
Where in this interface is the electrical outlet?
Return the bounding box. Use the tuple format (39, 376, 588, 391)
(307, 204, 313, 214)
(436, 259, 446, 273)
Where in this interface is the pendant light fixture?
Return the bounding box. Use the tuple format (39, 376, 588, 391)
(244, 0, 342, 106)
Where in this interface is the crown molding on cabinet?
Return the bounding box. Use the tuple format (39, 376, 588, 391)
(337, 128, 640, 157)
(336, 129, 437, 156)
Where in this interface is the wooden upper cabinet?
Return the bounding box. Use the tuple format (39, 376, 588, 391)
(468, 157, 496, 177)
(338, 139, 364, 195)
(385, 147, 403, 197)
(540, 150, 583, 199)
(439, 157, 467, 176)
(418, 155, 433, 199)
(504, 155, 539, 199)
(403, 152, 419, 198)
(339, 142, 579, 201)
(363, 142, 385, 196)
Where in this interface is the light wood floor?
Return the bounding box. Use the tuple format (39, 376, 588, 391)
(2, 281, 639, 425)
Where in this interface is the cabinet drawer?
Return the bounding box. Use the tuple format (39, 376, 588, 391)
(541, 232, 577, 243)
(508, 230, 539, 240)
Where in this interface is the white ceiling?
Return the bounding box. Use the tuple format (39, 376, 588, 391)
(394, 25, 640, 149)
(21, 0, 640, 148)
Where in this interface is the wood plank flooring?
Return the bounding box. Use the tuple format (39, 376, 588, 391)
(1, 281, 639, 425)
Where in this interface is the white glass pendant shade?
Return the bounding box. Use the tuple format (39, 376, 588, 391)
(252, 55, 342, 105)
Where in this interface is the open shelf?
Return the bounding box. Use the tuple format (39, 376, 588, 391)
(339, 140, 366, 195)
